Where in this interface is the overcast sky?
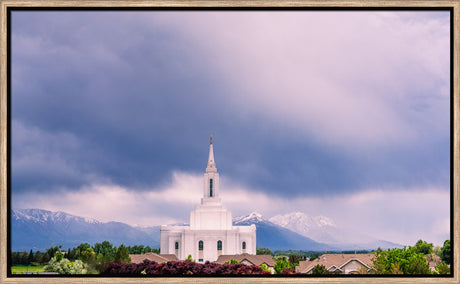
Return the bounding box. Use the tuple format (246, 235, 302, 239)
(11, 10, 450, 246)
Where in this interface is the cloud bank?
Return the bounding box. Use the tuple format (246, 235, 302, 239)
(10, 11, 451, 247)
(12, 171, 449, 246)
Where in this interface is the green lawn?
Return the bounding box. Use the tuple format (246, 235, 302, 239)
(11, 265, 45, 274)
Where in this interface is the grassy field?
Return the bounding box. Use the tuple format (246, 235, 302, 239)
(11, 265, 45, 274)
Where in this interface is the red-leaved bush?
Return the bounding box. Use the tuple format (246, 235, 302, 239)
(102, 260, 272, 275)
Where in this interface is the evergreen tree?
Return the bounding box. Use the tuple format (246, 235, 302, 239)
(28, 249, 34, 264)
(42, 252, 51, 263)
(33, 251, 44, 264)
(115, 244, 131, 263)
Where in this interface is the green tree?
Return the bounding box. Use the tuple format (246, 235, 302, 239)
(441, 240, 451, 265)
(46, 246, 61, 259)
(77, 243, 90, 253)
(390, 263, 403, 274)
(311, 264, 329, 275)
(33, 251, 44, 264)
(42, 252, 50, 263)
(79, 248, 96, 264)
(288, 255, 303, 267)
(274, 258, 292, 274)
(19, 251, 28, 265)
(224, 259, 239, 264)
(115, 244, 131, 263)
(309, 252, 320, 261)
(257, 247, 273, 255)
(28, 249, 34, 264)
(436, 262, 450, 275)
(68, 248, 80, 261)
(406, 254, 431, 274)
(372, 245, 430, 275)
(260, 263, 271, 273)
(184, 254, 195, 262)
(413, 239, 433, 255)
(433, 245, 442, 257)
(100, 241, 116, 258)
(93, 242, 102, 255)
(55, 251, 65, 262)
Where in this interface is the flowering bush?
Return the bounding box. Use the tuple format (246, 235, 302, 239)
(44, 256, 87, 274)
(102, 259, 272, 275)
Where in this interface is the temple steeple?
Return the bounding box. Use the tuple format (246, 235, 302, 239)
(202, 135, 220, 202)
(206, 135, 216, 172)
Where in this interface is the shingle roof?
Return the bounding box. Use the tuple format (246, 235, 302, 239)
(215, 253, 276, 267)
(129, 252, 178, 264)
(296, 254, 375, 273)
(160, 254, 180, 262)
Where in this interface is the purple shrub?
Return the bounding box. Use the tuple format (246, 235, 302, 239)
(102, 259, 274, 275)
(281, 268, 297, 275)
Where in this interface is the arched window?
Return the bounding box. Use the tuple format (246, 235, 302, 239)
(175, 242, 179, 250)
(199, 240, 204, 250)
(217, 240, 222, 250)
(242, 242, 246, 250)
(210, 179, 213, 197)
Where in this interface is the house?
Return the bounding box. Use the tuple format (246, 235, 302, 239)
(215, 253, 276, 273)
(160, 136, 256, 262)
(129, 252, 178, 264)
(296, 254, 375, 274)
(426, 253, 442, 271)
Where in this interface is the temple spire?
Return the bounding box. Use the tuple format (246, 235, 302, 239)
(207, 135, 216, 171)
(207, 135, 216, 169)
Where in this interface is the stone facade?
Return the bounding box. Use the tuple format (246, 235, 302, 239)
(160, 137, 256, 262)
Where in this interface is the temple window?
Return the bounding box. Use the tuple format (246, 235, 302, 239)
(210, 179, 213, 197)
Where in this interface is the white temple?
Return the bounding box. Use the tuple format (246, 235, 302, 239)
(160, 136, 256, 262)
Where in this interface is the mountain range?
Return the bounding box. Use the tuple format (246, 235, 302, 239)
(268, 211, 402, 251)
(11, 209, 401, 252)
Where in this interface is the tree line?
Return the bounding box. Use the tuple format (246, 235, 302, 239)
(11, 241, 160, 267)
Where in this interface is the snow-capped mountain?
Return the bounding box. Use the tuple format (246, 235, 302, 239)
(233, 212, 264, 224)
(12, 209, 161, 251)
(269, 211, 402, 250)
(270, 212, 336, 229)
(233, 212, 335, 251)
(269, 212, 339, 244)
(11, 209, 400, 252)
(13, 208, 100, 225)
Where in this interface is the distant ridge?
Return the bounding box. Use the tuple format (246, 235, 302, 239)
(12, 209, 161, 251)
(233, 211, 335, 251)
(11, 209, 401, 252)
(269, 211, 403, 250)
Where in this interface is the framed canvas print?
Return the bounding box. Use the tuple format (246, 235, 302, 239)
(0, 1, 458, 283)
